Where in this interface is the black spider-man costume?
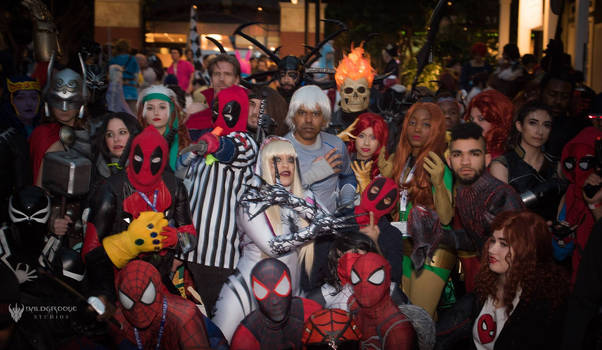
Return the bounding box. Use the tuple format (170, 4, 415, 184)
(82, 126, 196, 300)
(348, 253, 415, 350)
(111, 260, 211, 349)
(230, 258, 322, 350)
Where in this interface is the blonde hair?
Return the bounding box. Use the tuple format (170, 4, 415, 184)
(259, 139, 314, 275)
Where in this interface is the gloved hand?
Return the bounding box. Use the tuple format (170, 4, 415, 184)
(198, 132, 220, 154)
(351, 160, 373, 194)
(423, 151, 445, 187)
(377, 150, 394, 178)
(102, 211, 169, 268)
(336, 118, 359, 143)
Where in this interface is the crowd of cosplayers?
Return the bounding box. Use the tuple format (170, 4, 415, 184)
(4, 2, 602, 350)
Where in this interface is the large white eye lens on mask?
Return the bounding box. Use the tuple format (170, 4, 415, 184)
(367, 268, 385, 285)
(140, 281, 156, 305)
(350, 269, 360, 285)
(119, 290, 135, 310)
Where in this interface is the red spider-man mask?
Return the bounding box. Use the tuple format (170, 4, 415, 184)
(211, 85, 249, 134)
(117, 260, 163, 329)
(251, 258, 292, 323)
(354, 177, 399, 226)
(127, 126, 168, 193)
(350, 252, 390, 308)
(561, 127, 602, 189)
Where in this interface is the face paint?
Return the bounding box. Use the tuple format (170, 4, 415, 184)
(350, 252, 391, 308)
(127, 126, 168, 193)
(354, 177, 399, 226)
(251, 258, 292, 323)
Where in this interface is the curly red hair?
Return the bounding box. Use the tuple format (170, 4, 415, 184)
(347, 112, 388, 178)
(392, 102, 447, 209)
(474, 211, 568, 316)
(464, 90, 513, 157)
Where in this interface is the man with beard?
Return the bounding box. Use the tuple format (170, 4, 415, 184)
(447, 122, 523, 291)
(275, 56, 304, 103)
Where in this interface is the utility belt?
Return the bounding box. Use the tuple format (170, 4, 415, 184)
(403, 238, 457, 271)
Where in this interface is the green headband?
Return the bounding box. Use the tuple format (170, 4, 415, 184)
(142, 93, 174, 113)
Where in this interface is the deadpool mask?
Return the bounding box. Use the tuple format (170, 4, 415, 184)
(251, 258, 292, 323)
(350, 252, 390, 308)
(117, 260, 163, 329)
(354, 177, 399, 226)
(561, 127, 602, 188)
(127, 126, 168, 193)
(211, 85, 249, 134)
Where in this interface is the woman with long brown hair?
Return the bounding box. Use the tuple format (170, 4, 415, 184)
(473, 211, 568, 349)
(390, 102, 454, 317)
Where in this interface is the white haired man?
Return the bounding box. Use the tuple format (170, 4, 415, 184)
(284, 85, 357, 291)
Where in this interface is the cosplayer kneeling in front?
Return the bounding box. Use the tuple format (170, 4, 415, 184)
(230, 258, 322, 350)
(82, 125, 197, 304)
(348, 252, 416, 350)
(177, 85, 258, 316)
(473, 211, 568, 349)
(112, 260, 211, 349)
(389, 102, 454, 317)
(212, 137, 316, 341)
(137, 85, 190, 171)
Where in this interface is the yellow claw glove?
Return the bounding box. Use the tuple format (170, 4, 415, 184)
(336, 118, 360, 143)
(351, 160, 373, 194)
(102, 211, 169, 268)
(377, 150, 395, 178)
(423, 151, 446, 186)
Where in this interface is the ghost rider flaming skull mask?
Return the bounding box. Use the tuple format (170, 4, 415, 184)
(335, 45, 375, 114)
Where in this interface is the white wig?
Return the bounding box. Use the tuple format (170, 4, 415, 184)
(136, 85, 179, 109)
(285, 85, 332, 131)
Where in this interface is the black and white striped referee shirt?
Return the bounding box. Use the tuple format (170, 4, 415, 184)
(181, 131, 258, 269)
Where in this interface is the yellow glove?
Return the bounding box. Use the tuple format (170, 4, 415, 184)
(351, 160, 373, 195)
(423, 151, 446, 186)
(377, 150, 395, 178)
(336, 118, 360, 143)
(103, 211, 169, 268)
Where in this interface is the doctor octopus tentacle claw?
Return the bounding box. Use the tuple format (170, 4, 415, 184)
(240, 176, 360, 256)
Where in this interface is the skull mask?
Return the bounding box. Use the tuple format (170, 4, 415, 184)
(340, 77, 370, 113)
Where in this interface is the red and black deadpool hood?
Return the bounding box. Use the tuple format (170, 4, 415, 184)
(211, 85, 249, 134)
(127, 126, 168, 193)
(354, 177, 399, 226)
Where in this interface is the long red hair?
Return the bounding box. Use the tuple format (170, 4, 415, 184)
(464, 90, 513, 157)
(392, 102, 446, 209)
(474, 211, 568, 316)
(347, 112, 388, 178)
